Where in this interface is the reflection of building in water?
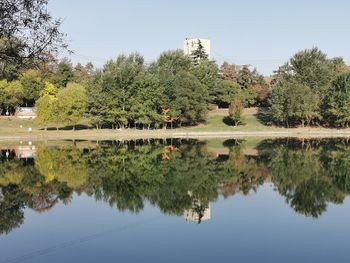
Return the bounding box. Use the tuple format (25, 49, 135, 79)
(0, 145, 36, 159)
(184, 201, 211, 224)
(16, 145, 36, 159)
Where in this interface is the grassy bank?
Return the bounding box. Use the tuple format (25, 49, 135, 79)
(1, 108, 350, 141)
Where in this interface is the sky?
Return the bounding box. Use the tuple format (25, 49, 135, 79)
(48, 0, 350, 75)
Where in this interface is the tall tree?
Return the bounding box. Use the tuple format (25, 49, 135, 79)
(100, 53, 144, 128)
(166, 71, 208, 125)
(55, 83, 87, 130)
(326, 72, 350, 127)
(190, 40, 209, 65)
(19, 69, 44, 106)
(54, 60, 74, 88)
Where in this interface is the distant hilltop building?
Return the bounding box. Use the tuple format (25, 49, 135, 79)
(184, 38, 211, 59)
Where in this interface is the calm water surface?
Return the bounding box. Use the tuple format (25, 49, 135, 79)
(1, 138, 350, 263)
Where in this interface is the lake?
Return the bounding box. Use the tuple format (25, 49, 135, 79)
(1, 138, 350, 263)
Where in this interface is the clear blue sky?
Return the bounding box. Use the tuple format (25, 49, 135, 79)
(49, 0, 350, 75)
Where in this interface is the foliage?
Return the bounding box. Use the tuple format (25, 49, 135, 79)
(269, 47, 344, 127)
(35, 94, 57, 129)
(167, 71, 209, 125)
(191, 60, 220, 104)
(213, 80, 241, 107)
(190, 40, 209, 65)
(54, 60, 74, 88)
(228, 98, 244, 126)
(325, 72, 350, 127)
(0, 0, 68, 76)
(55, 83, 87, 129)
(269, 79, 319, 127)
(220, 62, 238, 82)
(19, 69, 44, 106)
(0, 80, 24, 115)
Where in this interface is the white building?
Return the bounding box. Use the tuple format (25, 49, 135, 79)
(184, 202, 211, 223)
(15, 107, 36, 119)
(184, 38, 211, 59)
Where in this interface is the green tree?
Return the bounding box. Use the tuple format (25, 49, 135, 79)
(213, 80, 241, 108)
(326, 72, 350, 127)
(191, 60, 220, 104)
(56, 83, 87, 129)
(100, 53, 144, 128)
(167, 71, 208, 126)
(191, 40, 209, 65)
(35, 94, 57, 130)
(54, 60, 74, 88)
(129, 72, 165, 129)
(269, 79, 319, 127)
(19, 69, 44, 106)
(0, 80, 24, 115)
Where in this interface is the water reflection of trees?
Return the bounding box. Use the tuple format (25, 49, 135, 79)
(1, 138, 350, 234)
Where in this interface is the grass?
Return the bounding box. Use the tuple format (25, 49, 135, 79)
(1, 108, 350, 141)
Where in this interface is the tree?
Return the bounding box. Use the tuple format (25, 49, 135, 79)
(73, 63, 93, 85)
(56, 83, 87, 129)
(326, 72, 350, 127)
(190, 40, 209, 65)
(40, 81, 58, 97)
(269, 79, 319, 127)
(213, 80, 241, 108)
(54, 60, 74, 88)
(228, 98, 244, 126)
(150, 49, 192, 79)
(129, 72, 165, 129)
(220, 62, 238, 82)
(35, 94, 57, 130)
(19, 69, 44, 106)
(0, 0, 68, 75)
(190, 60, 220, 103)
(167, 71, 208, 125)
(269, 47, 344, 127)
(289, 47, 336, 96)
(237, 66, 258, 89)
(0, 80, 24, 115)
(100, 53, 144, 128)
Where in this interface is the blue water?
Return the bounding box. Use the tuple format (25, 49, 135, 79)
(1, 183, 350, 263)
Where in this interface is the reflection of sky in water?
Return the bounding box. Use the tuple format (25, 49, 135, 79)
(1, 187, 350, 263)
(1, 139, 350, 262)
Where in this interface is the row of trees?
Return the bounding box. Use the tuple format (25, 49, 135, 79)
(268, 48, 350, 127)
(30, 49, 266, 130)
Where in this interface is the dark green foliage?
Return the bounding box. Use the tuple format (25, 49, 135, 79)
(191, 40, 209, 65)
(86, 51, 210, 128)
(269, 79, 319, 127)
(167, 72, 208, 125)
(212, 80, 241, 107)
(269, 47, 346, 127)
(54, 61, 74, 88)
(325, 72, 350, 127)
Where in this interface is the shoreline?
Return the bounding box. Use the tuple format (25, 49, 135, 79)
(2, 129, 350, 141)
